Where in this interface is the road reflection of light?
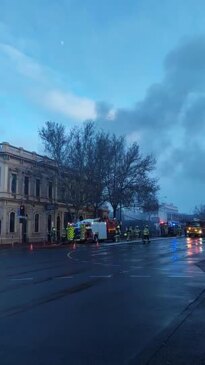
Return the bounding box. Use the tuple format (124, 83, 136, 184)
(199, 238, 203, 252)
(185, 236, 204, 257)
(171, 239, 179, 261)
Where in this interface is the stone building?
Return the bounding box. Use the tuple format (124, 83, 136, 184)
(0, 142, 72, 245)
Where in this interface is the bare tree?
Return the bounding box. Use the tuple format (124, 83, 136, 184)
(39, 121, 68, 167)
(39, 121, 159, 220)
(105, 135, 159, 218)
(194, 205, 205, 220)
(39, 121, 110, 219)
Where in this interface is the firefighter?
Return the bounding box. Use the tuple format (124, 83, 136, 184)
(80, 223, 86, 241)
(142, 225, 150, 244)
(124, 227, 129, 240)
(134, 225, 141, 239)
(115, 223, 121, 242)
(177, 225, 182, 236)
(129, 226, 134, 240)
(51, 227, 56, 243)
(66, 223, 75, 242)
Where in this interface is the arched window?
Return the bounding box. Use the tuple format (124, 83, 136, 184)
(10, 212, 15, 233)
(35, 214, 39, 233)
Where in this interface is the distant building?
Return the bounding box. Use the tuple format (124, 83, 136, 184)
(0, 142, 74, 245)
(158, 203, 179, 223)
(117, 202, 181, 224)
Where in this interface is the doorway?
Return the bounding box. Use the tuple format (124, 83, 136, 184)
(57, 216, 61, 241)
(22, 219, 27, 243)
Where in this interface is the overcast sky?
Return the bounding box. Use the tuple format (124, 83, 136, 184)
(1, 0, 205, 213)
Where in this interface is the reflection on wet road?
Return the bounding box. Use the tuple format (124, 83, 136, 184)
(0, 237, 205, 364)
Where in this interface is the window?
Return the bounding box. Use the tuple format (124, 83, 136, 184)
(24, 176, 29, 196)
(36, 179, 40, 198)
(11, 174, 17, 194)
(10, 212, 15, 233)
(34, 214, 39, 232)
(48, 181, 53, 200)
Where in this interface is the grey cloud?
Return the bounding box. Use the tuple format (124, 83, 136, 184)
(96, 36, 205, 178)
(96, 36, 205, 209)
(182, 96, 205, 133)
(165, 37, 205, 74)
(95, 101, 113, 119)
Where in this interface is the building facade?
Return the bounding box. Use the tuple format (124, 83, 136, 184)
(0, 142, 72, 245)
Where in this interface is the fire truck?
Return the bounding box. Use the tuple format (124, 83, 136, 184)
(74, 218, 117, 243)
(185, 220, 205, 238)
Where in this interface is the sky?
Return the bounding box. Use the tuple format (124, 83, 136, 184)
(1, 0, 205, 213)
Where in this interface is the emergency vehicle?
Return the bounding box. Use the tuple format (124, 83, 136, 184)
(185, 220, 205, 238)
(74, 218, 117, 243)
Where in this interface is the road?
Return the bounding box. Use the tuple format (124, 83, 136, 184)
(0, 237, 205, 364)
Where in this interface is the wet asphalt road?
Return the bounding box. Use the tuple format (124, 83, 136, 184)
(0, 237, 205, 365)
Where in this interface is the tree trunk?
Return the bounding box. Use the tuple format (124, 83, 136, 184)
(113, 206, 117, 219)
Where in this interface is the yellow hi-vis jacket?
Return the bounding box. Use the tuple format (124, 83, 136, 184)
(143, 227, 149, 236)
(67, 225, 75, 240)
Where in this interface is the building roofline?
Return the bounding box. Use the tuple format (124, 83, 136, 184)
(0, 142, 56, 166)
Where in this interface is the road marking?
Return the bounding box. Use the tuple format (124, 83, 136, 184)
(91, 252, 108, 256)
(89, 275, 112, 278)
(11, 277, 33, 281)
(56, 276, 73, 279)
(167, 275, 193, 278)
(130, 275, 151, 278)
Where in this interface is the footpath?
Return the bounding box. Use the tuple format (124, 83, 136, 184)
(130, 285, 205, 365)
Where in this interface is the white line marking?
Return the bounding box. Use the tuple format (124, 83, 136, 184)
(130, 275, 151, 278)
(57, 276, 73, 279)
(11, 277, 33, 281)
(89, 275, 112, 278)
(167, 275, 193, 278)
(91, 252, 108, 256)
